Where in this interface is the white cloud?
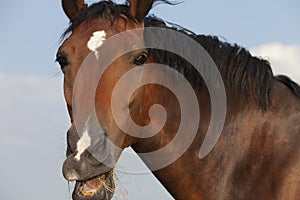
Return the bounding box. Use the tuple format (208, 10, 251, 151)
(0, 72, 63, 106)
(0, 71, 67, 145)
(0, 134, 31, 149)
(0, 71, 70, 200)
(250, 43, 300, 83)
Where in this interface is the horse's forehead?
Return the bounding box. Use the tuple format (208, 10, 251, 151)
(75, 21, 110, 40)
(87, 30, 107, 56)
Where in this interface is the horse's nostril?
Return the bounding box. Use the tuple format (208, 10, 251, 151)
(63, 169, 80, 181)
(62, 158, 80, 181)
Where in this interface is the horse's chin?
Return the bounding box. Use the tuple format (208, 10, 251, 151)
(72, 171, 115, 200)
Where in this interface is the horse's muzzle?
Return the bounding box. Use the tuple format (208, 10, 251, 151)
(71, 170, 115, 200)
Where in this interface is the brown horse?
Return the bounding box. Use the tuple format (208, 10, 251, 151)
(57, 0, 300, 199)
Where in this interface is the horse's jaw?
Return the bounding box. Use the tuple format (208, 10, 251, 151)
(72, 170, 115, 200)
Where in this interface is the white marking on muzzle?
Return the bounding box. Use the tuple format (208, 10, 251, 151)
(87, 30, 106, 59)
(75, 129, 91, 161)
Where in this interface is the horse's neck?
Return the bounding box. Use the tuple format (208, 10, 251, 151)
(130, 82, 267, 199)
(131, 86, 212, 199)
(133, 78, 300, 199)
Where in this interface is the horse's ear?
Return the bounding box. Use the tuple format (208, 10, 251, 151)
(129, 0, 154, 22)
(62, 0, 86, 22)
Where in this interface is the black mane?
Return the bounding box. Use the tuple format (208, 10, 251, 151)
(144, 16, 275, 110)
(276, 75, 300, 97)
(62, 0, 300, 111)
(144, 16, 300, 110)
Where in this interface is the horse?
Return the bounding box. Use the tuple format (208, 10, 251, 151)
(57, 0, 300, 199)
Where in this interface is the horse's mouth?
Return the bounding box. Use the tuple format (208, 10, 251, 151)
(73, 171, 115, 200)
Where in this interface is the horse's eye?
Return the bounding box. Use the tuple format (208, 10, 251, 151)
(56, 52, 69, 69)
(133, 53, 148, 66)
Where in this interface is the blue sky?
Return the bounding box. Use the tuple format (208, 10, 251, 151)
(0, 0, 300, 200)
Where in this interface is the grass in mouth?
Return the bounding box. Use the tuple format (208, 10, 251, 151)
(79, 171, 115, 196)
(65, 171, 117, 199)
(102, 171, 115, 193)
